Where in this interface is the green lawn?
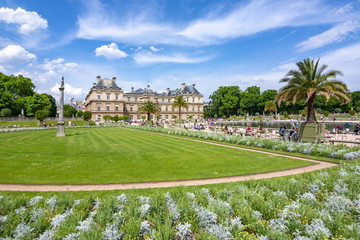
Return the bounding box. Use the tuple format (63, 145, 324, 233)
(0, 127, 315, 184)
(0, 120, 84, 128)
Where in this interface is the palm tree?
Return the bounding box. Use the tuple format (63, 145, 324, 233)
(172, 95, 188, 122)
(139, 100, 158, 121)
(275, 58, 350, 123)
(264, 101, 277, 115)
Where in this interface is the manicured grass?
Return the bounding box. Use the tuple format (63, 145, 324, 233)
(0, 127, 315, 185)
(0, 120, 84, 128)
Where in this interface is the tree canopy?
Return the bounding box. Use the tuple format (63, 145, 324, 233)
(275, 58, 351, 123)
(172, 95, 188, 120)
(0, 73, 56, 117)
(139, 100, 158, 121)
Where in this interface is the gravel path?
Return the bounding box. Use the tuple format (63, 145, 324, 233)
(0, 132, 338, 192)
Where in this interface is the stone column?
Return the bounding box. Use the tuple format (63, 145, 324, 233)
(56, 77, 66, 137)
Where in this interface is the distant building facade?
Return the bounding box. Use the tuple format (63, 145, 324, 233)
(84, 76, 204, 122)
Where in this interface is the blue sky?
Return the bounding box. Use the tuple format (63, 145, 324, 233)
(0, 0, 359, 102)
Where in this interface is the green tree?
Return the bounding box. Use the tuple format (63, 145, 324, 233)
(172, 95, 188, 121)
(139, 100, 158, 121)
(103, 115, 111, 122)
(76, 111, 83, 117)
(275, 58, 350, 123)
(112, 115, 120, 122)
(0, 73, 35, 116)
(240, 86, 261, 115)
(64, 104, 77, 118)
(264, 101, 277, 115)
(208, 86, 241, 117)
(25, 93, 56, 117)
(35, 110, 49, 125)
(82, 111, 92, 122)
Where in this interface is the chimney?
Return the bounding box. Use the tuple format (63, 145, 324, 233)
(112, 77, 116, 82)
(191, 84, 195, 87)
(181, 83, 186, 86)
(96, 75, 101, 83)
(131, 87, 134, 92)
(93, 82, 96, 87)
(147, 84, 150, 89)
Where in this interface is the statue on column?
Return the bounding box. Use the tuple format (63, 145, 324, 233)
(56, 76, 66, 137)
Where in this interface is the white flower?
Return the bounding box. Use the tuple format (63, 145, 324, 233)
(176, 223, 193, 240)
(305, 219, 332, 239)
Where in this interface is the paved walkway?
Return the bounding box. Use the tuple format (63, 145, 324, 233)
(0, 131, 338, 192)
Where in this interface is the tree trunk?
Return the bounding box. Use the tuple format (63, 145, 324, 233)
(147, 112, 150, 121)
(306, 95, 317, 123)
(179, 108, 181, 122)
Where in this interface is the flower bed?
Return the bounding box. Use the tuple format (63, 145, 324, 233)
(124, 125, 360, 161)
(0, 161, 359, 239)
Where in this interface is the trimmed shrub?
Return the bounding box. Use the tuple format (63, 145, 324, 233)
(0, 108, 12, 117)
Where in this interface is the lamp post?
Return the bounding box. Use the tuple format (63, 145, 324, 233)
(56, 77, 66, 137)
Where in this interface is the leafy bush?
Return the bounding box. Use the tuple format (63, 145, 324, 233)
(283, 111, 289, 119)
(82, 111, 92, 121)
(35, 110, 49, 123)
(0, 108, 12, 117)
(349, 109, 356, 116)
(323, 111, 329, 117)
(335, 108, 342, 113)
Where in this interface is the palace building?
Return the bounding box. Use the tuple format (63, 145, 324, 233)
(84, 76, 204, 122)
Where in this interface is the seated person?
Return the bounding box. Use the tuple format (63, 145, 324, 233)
(290, 130, 298, 141)
(246, 125, 252, 134)
(354, 124, 360, 135)
(279, 124, 286, 136)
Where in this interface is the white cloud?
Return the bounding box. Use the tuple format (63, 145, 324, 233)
(51, 83, 86, 97)
(42, 58, 79, 72)
(150, 46, 161, 52)
(15, 69, 59, 84)
(177, 0, 335, 44)
(95, 43, 128, 60)
(0, 45, 36, 64)
(0, 7, 48, 34)
(133, 51, 211, 65)
(76, 0, 359, 47)
(297, 21, 360, 51)
(321, 42, 360, 91)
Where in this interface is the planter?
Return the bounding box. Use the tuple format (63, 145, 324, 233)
(298, 122, 325, 143)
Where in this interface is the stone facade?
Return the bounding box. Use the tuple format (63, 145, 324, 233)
(84, 76, 204, 122)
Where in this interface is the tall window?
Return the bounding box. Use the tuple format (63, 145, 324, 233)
(135, 97, 138, 101)
(127, 97, 131, 101)
(168, 99, 171, 103)
(115, 105, 119, 111)
(130, 106, 133, 111)
(115, 94, 119, 100)
(97, 94, 101, 100)
(107, 94, 110, 100)
(97, 104, 101, 111)
(106, 105, 110, 111)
